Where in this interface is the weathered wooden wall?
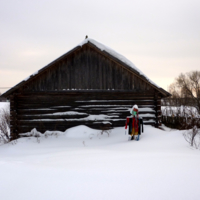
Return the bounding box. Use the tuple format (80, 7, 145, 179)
(22, 46, 154, 92)
(10, 91, 161, 139)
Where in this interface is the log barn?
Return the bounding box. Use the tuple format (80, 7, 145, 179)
(1, 38, 171, 139)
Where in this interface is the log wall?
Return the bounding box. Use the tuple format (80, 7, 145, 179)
(10, 91, 161, 138)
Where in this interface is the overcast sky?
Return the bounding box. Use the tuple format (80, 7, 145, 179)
(1, 0, 200, 94)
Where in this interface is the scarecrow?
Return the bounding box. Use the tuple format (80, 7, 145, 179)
(125, 105, 144, 141)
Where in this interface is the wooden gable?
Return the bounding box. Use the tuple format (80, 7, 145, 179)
(21, 44, 155, 93)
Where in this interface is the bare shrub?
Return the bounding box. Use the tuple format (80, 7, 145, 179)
(100, 123, 112, 137)
(183, 126, 200, 149)
(162, 104, 200, 149)
(0, 107, 10, 144)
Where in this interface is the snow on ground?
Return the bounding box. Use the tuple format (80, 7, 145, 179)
(0, 102, 9, 111)
(0, 124, 200, 200)
(0, 102, 9, 118)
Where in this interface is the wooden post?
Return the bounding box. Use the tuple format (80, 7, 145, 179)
(157, 99, 161, 126)
(154, 93, 158, 127)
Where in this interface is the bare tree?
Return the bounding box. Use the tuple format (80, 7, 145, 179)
(168, 71, 200, 114)
(183, 125, 200, 149)
(162, 71, 200, 148)
(0, 107, 10, 143)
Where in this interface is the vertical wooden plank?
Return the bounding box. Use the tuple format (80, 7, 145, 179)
(98, 52, 102, 89)
(157, 98, 161, 126)
(119, 65, 123, 90)
(56, 64, 60, 90)
(70, 54, 74, 89)
(132, 74, 135, 90)
(115, 65, 118, 90)
(94, 51, 100, 89)
(87, 47, 91, 89)
(84, 47, 88, 89)
(62, 60, 67, 90)
(154, 93, 159, 127)
(72, 52, 76, 89)
(127, 70, 131, 90)
(77, 49, 82, 89)
(65, 60, 68, 89)
(101, 56, 105, 89)
(91, 49, 96, 89)
(115, 64, 120, 89)
(79, 49, 83, 89)
(122, 68, 128, 90)
(59, 61, 63, 90)
(105, 58, 109, 90)
(109, 59, 113, 89)
(67, 59, 71, 89)
(74, 51, 79, 89)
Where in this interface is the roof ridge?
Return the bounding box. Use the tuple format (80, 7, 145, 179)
(78, 38, 159, 88)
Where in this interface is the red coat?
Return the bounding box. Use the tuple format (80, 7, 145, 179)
(125, 116, 139, 133)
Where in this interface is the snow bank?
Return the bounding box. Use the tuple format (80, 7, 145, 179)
(0, 102, 9, 116)
(1, 125, 200, 200)
(65, 125, 100, 139)
(20, 125, 109, 140)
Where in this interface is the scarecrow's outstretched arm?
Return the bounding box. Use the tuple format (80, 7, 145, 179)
(125, 118, 130, 129)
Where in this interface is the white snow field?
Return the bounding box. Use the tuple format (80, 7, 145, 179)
(1, 102, 200, 200)
(0, 124, 200, 200)
(0, 102, 9, 113)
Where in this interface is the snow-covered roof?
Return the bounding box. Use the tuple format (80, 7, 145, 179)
(79, 38, 159, 88)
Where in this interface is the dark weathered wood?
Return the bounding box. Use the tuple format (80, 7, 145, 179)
(17, 118, 155, 134)
(10, 91, 157, 135)
(20, 46, 156, 92)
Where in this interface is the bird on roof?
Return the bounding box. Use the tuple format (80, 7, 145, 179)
(85, 35, 88, 39)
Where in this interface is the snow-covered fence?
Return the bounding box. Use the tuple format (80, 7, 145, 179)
(161, 98, 197, 107)
(161, 106, 200, 129)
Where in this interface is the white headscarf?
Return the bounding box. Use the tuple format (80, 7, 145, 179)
(130, 104, 139, 115)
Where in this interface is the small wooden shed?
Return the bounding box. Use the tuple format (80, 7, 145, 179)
(1, 38, 170, 139)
